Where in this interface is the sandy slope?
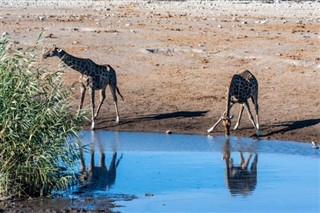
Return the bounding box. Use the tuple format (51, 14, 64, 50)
(1, 0, 319, 142)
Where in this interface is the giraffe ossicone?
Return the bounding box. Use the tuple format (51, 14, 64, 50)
(43, 46, 123, 130)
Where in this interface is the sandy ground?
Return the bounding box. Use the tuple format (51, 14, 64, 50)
(0, 1, 319, 210)
(1, 1, 319, 144)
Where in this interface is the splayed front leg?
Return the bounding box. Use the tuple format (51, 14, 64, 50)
(207, 117, 223, 133)
(208, 103, 234, 134)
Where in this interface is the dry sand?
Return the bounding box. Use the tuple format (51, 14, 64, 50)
(1, 0, 319, 144)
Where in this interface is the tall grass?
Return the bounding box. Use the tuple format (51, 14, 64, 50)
(0, 35, 83, 198)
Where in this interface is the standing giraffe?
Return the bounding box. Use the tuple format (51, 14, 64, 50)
(43, 46, 123, 130)
(208, 70, 261, 136)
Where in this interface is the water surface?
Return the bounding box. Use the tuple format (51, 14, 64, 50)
(71, 131, 319, 213)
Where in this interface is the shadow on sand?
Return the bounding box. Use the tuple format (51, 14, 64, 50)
(152, 111, 209, 120)
(98, 110, 208, 127)
(263, 118, 320, 137)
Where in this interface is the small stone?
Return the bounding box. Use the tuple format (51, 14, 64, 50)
(38, 16, 46, 21)
(166, 130, 172, 134)
(2, 32, 9, 36)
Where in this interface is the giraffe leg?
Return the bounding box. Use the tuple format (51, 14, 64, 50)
(78, 137, 86, 173)
(110, 84, 120, 124)
(242, 153, 252, 170)
(89, 130, 95, 174)
(78, 83, 86, 115)
(251, 95, 260, 129)
(243, 102, 261, 136)
(233, 104, 244, 130)
(95, 88, 106, 119)
(207, 116, 223, 133)
(250, 154, 258, 175)
(89, 87, 96, 130)
(207, 103, 234, 133)
(239, 152, 244, 167)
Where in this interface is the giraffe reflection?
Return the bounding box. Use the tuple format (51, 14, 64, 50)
(79, 131, 123, 191)
(223, 139, 258, 196)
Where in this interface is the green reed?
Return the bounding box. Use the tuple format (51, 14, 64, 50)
(0, 35, 83, 198)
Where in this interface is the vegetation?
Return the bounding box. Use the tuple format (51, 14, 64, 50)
(0, 35, 83, 198)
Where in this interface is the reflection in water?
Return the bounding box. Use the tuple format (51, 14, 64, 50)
(223, 138, 258, 196)
(70, 132, 319, 212)
(78, 131, 123, 191)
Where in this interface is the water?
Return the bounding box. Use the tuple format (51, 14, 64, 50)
(70, 131, 320, 213)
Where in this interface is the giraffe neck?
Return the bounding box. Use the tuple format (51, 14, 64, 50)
(57, 50, 89, 75)
(225, 85, 233, 118)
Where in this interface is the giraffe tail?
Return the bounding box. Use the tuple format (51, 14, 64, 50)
(117, 86, 124, 100)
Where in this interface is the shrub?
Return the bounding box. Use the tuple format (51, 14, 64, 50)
(0, 35, 83, 198)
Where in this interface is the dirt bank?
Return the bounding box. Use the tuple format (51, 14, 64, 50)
(2, 1, 319, 143)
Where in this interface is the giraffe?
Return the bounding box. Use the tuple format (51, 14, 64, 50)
(207, 70, 261, 136)
(43, 46, 123, 130)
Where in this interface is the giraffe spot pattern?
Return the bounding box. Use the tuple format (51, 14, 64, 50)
(229, 70, 258, 104)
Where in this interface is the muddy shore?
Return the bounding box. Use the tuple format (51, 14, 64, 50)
(0, 0, 319, 212)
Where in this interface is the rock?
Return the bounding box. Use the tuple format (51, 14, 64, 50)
(2, 32, 9, 36)
(166, 130, 172, 134)
(38, 16, 46, 21)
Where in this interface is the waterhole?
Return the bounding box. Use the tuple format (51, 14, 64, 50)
(68, 131, 319, 213)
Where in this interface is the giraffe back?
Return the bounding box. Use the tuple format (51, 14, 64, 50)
(82, 64, 117, 90)
(228, 70, 258, 103)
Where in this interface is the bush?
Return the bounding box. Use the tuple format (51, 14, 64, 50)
(0, 35, 83, 198)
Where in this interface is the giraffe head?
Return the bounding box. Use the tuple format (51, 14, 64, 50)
(43, 46, 63, 59)
(222, 115, 233, 137)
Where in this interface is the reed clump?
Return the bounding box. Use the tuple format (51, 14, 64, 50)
(0, 35, 83, 198)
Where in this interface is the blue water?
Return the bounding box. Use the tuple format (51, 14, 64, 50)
(70, 131, 320, 213)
